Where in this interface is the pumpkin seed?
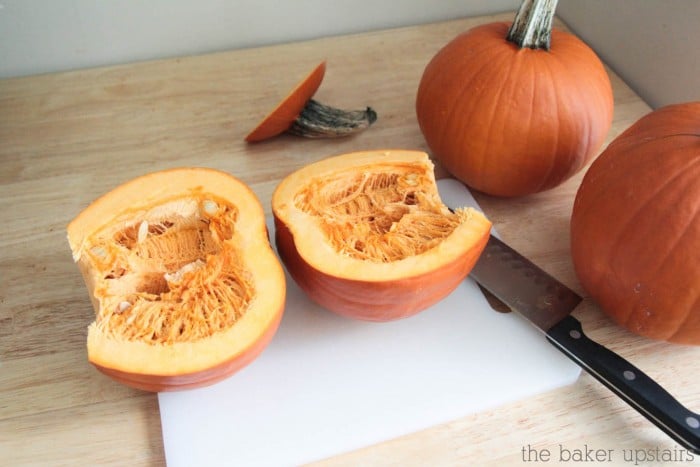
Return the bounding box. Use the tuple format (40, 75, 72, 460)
(203, 200, 218, 215)
(137, 220, 149, 244)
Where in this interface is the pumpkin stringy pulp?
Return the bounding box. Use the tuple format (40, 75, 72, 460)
(294, 166, 469, 262)
(83, 196, 254, 345)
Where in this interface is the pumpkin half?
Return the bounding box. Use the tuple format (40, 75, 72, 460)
(67, 168, 286, 391)
(571, 102, 700, 345)
(272, 150, 492, 321)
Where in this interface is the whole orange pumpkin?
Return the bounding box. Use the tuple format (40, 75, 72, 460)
(416, 0, 614, 197)
(571, 102, 700, 345)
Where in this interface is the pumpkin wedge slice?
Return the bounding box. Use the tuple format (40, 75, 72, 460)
(272, 150, 492, 321)
(67, 168, 285, 391)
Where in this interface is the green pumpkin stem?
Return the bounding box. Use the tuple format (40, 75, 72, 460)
(507, 0, 559, 50)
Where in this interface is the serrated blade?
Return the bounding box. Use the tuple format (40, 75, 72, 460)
(470, 235, 582, 332)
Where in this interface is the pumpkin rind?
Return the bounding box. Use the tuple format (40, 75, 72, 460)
(571, 102, 700, 345)
(272, 150, 492, 321)
(67, 168, 286, 391)
(416, 21, 614, 197)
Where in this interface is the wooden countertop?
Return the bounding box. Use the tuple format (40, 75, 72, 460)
(1, 11, 698, 466)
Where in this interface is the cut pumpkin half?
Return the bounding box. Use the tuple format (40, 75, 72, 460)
(272, 150, 492, 321)
(67, 168, 285, 391)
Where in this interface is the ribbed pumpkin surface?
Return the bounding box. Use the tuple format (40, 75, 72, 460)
(416, 22, 613, 197)
(571, 103, 700, 345)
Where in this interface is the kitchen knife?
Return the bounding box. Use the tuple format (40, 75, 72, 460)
(446, 191, 700, 454)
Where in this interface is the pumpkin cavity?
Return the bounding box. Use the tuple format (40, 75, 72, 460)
(83, 196, 254, 345)
(272, 150, 492, 322)
(293, 166, 468, 263)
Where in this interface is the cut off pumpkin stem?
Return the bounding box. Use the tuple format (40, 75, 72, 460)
(288, 99, 377, 139)
(245, 61, 378, 143)
(507, 0, 559, 50)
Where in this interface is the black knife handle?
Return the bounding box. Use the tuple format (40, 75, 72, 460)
(547, 315, 700, 454)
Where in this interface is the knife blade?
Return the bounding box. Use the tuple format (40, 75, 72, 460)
(447, 195, 700, 454)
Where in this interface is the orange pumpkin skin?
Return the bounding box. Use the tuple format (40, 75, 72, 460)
(416, 22, 614, 197)
(571, 102, 700, 345)
(274, 217, 487, 321)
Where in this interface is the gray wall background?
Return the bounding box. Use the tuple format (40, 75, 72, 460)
(1, 0, 697, 108)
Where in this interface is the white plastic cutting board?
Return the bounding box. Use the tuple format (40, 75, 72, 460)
(158, 179, 580, 467)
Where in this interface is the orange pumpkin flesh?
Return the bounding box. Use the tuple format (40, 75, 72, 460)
(245, 61, 327, 142)
(272, 150, 492, 321)
(416, 19, 614, 197)
(67, 168, 286, 391)
(571, 102, 700, 345)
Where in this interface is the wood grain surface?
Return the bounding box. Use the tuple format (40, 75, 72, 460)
(1, 11, 698, 466)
